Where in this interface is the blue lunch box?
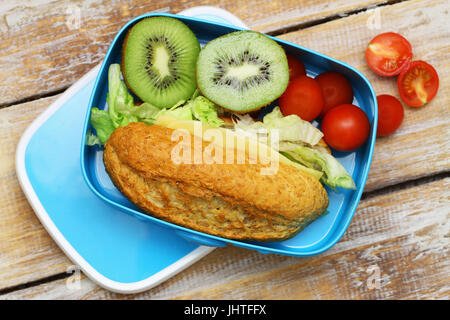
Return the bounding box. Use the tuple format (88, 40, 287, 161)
(80, 12, 378, 256)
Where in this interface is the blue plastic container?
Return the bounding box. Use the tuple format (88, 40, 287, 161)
(80, 13, 377, 256)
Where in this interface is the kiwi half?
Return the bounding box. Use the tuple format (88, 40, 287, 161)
(196, 31, 289, 113)
(122, 17, 200, 108)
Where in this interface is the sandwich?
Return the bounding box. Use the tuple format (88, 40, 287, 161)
(104, 122, 329, 241)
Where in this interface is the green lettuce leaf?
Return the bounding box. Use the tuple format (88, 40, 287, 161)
(106, 64, 131, 127)
(281, 144, 356, 190)
(190, 96, 225, 127)
(156, 101, 193, 120)
(86, 130, 102, 146)
(155, 96, 224, 127)
(233, 107, 323, 146)
(87, 107, 116, 145)
(115, 101, 160, 125)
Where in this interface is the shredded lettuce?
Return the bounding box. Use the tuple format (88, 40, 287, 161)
(105, 64, 140, 127)
(281, 144, 356, 190)
(86, 130, 102, 146)
(156, 100, 193, 121)
(86, 107, 116, 145)
(231, 107, 355, 189)
(155, 96, 224, 127)
(233, 107, 323, 146)
(190, 96, 225, 127)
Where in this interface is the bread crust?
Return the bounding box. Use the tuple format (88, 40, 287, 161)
(103, 122, 329, 241)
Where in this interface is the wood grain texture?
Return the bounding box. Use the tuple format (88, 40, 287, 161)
(0, 0, 389, 106)
(3, 177, 449, 299)
(0, 0, 449, 299)
(278, 0, 450, 191)
(0, 95, 71, 290)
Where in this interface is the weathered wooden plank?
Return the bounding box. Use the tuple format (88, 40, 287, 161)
(1, 92, 448, 296)
(0, 95, 72, 290)
(3, 177, 448, 299)
(278, 0, 450, 191)
(0, 0, 390, 106)
(0, 0, 449, 297)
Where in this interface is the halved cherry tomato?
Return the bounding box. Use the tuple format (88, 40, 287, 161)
(376, 95, 404, 136)
(315, 71, 354, 116)
(366, 32, 412, 76)
(279, 76, 324, 121)
(286, 53, 306, 80)
(397, 60, 439, 107)
(321, 104, 370, 151)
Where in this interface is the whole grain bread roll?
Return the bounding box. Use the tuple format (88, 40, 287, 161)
(103, 122, 329, 241)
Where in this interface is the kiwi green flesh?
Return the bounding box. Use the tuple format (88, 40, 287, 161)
(122, 17, 200, 108)
(196, 31, 289, 113)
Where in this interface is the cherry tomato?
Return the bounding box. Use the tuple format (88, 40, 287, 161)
(279, 76, 324, 121)
(376, 95, 404, 136)
(397, 60, 439, 107)
(315, 71, 354, 116)
(286, 53, 306, 80)
(366, 32, 412, 76)
(321, 104, 370, 151)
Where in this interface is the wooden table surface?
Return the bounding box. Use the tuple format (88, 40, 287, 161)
(0, 0, 449, 300)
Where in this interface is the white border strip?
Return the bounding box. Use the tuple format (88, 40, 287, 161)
(15, 64, 214, 294)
